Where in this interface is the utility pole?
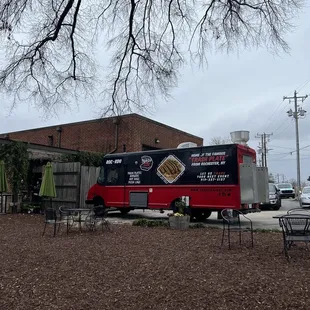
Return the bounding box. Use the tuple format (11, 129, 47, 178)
(275, 173, 285, 184)
(263, 133, 267, 168)
(261, 134, 264, 166)
(284, 90, 308, 199)
(256, 132, 273, 167)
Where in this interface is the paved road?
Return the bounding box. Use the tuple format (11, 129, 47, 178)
(106, 199, 301, 230)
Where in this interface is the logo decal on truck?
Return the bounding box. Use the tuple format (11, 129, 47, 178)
(140, 155, 153, 171)
(157, 155, 185, 184)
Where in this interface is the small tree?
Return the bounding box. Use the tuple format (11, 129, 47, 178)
(0, 141, 29, 202)
(288, 178, 297, 188)
(209, 136, 231, 145)
(61, 151, 105, 167)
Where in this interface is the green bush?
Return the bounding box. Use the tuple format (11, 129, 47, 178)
(132, 219, 169, 227)
(61, 151, 105, 167)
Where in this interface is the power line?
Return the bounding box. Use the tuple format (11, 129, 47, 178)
(268, 145, 295, 150)
(269, 156, 310, 162)
(270, 117, 294, 138)
(267, 144, 310, 156)
(259, 78, 310, 133)
(297, 78, 310, 92)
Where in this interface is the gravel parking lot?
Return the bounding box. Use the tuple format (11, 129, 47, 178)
(106, 198, 301, 230)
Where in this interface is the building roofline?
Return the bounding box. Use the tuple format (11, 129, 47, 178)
(0, 137, 79, 154)
(0, 113, 203, 141)
(130, 113, 203, 140)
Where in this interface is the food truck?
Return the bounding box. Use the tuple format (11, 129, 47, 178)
(86, 133, 269, 220)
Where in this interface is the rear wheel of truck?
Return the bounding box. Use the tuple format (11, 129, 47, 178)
(192, 210, 212, 221)
(119, 208, 131, 215)
(94, 197, 105, 208)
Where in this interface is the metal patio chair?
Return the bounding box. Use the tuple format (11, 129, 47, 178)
(279, 214, 310, 259)
(42, 208, 68, 237)
(221, 209, 253, 249)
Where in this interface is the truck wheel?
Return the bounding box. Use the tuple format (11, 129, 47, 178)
(94, 197, 105, 208)
(193, 210, 212, 221)
(119, 208, 131, 215)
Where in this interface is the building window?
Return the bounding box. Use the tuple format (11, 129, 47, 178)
(48, 135, 54, 146)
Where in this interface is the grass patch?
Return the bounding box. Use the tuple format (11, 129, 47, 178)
(253, 228, 281, 233)
(132, 219, 169, 228)
(132, 219, 206, 229)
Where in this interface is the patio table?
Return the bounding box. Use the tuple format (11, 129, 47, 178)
(66, 208, 93, 232)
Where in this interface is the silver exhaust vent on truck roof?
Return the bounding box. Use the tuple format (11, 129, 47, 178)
(177, 142, 198, 149)
(230, 131, 250, 146)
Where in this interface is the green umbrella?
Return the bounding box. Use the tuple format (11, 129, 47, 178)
(39, 162, 56, 208)
(0, 160, 8, 214)
(0, 160, 8, 193)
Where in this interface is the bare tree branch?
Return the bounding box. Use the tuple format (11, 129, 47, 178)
(209, 136, 232, 145)
(0, 0, 304, 116)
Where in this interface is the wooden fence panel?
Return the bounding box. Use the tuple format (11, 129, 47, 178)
(42, 162, 99, 210)
(79, 166, 100, 208)
(51, 162, 81, 209)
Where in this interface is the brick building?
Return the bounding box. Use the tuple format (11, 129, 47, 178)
(0, 114, 203, 153)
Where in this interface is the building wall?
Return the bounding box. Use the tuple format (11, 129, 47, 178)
(1, 114, 203, 153)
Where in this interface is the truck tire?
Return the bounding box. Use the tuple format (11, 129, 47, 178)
(192, 210, 212, 221)
(119, 208, 131, 215)
(94, 197, 105, 208)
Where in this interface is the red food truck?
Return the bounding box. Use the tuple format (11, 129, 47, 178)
(86, 143, 268, 220)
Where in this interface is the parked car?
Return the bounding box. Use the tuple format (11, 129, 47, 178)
(276, 183, 295, 199)
(300, 186, 310, 207)
(260, 183, 281, 210)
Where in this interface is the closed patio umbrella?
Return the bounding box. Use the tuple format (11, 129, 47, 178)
(39, 162, 56, 209)
(0, 160, 8, 213)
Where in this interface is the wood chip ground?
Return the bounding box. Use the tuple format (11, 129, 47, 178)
(1, 214, 310, 310)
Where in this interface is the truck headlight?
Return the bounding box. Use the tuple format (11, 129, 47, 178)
(269, 194, 276, 199)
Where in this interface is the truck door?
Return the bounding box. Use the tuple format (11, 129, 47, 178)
(104, 162, 125, 207)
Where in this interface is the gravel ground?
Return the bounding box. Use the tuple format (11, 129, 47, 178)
(1, 214, 310, 310)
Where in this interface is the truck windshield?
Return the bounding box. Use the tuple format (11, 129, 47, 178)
(97, 166, 105, 185)
(303, 187, 310, 194)
(277, 183, 292, 189)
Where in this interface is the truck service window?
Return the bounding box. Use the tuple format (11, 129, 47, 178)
(97, 166, 105, 185)
(243, 155, 253, 164)
(106, 167, 119, 185)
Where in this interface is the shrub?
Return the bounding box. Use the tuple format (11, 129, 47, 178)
(132, 219, 169, 228)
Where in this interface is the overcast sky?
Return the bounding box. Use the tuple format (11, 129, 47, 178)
(0, 3, 310, 182)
